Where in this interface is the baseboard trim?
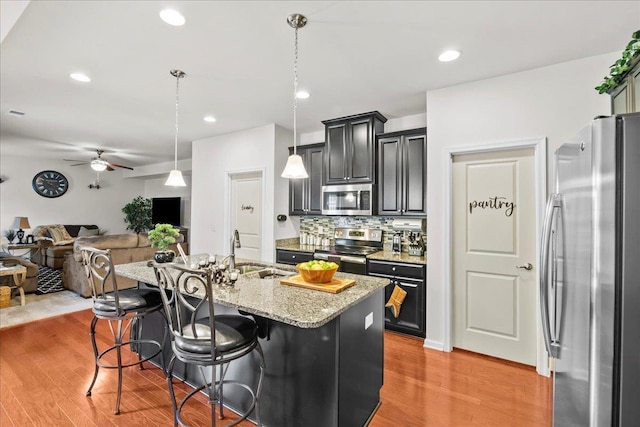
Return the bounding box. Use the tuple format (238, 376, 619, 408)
(423, 339, 445, 351)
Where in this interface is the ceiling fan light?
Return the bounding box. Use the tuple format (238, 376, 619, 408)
(281, 154, 308, 178)
(165, 169, 187, 187)
(90, 159, 108, 171)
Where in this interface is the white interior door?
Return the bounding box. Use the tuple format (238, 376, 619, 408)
(230, 172, 262, 261)
(452, 148, 536, 365)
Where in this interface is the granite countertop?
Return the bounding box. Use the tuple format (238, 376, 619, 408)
(366, 251, 426, 265)
(276, 242, 426, 265)
(114, 255, 388, 329)
(274, 242, 316, 253)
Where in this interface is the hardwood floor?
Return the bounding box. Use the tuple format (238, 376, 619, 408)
(0, 309, 551, 426)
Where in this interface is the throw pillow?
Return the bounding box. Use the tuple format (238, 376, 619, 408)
(48, 224, 75, 246)
(32, 225, 54, 242)
(77, 226, 99, 237)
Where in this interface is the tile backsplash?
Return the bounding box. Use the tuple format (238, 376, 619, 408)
(299, 216, 426, 252)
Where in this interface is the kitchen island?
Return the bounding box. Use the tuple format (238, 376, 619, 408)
(115, 257, 389, 427)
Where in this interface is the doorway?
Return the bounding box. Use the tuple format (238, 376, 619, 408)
(229, 171, 263, 261)
(444, 138, 547, 374)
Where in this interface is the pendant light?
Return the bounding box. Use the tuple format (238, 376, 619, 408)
(281, 14, 309, 179)
(165, 69, 187, 187)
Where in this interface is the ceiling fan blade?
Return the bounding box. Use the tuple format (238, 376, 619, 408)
(69, 162, 89, 166)
(63, 158, 88, 163)
(106, 165, 115, 171)
(107, 162, 134, 171)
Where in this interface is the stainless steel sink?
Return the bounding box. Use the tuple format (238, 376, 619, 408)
(241, 267, 295, 280)
(236, 264, 269, 274)
(255, 268, 295, 279)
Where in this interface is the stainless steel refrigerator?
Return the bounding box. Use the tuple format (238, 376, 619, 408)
(540, 112, 640, 426)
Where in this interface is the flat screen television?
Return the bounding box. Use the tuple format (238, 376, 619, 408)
(152, 197, 181, 227)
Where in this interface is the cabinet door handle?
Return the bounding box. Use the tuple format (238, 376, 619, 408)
(398, 282, 418, 288)
(292, 255, 296, 259)
(392, 267, 396, 271)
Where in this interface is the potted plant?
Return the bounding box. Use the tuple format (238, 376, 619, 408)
(148, 223, 180, 263)
(122, 196, 152, 233)
(3, 229, 17, 244)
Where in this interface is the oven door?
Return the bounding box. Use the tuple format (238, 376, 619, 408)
(321, 184, 373, 216)
(314, 253, 367, 275)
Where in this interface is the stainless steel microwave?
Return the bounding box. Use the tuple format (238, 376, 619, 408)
(321, 183, 376, 216)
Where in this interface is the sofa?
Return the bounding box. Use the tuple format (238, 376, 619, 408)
(32, 224, 100, 269)
(0, 255, 39, 294)
(62, 232, 188, 297)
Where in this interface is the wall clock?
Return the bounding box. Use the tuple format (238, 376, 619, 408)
(32, 170, 69, 198)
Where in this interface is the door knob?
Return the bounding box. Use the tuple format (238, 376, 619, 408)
(516, 263, 533, 270)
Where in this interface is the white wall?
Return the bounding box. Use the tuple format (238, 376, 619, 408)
(0, 155, 145, 235)
(424, 52, 616, 349)
(191, 124, 288, 262)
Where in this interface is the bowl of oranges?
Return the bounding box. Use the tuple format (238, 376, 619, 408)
(296, 260, 339, 283)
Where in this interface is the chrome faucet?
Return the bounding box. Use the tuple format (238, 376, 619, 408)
(228, 229, 241, 271)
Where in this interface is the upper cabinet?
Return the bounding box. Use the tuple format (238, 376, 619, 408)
(608, 55, 640, 114)
(377, 128, 427, 216)
(289, 143, 324, 216)
(322, 111, 387, 185)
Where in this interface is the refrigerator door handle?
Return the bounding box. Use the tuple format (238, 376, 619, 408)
(540, 193, 562, 359)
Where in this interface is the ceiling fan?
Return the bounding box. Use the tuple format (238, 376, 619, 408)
(64, 149, 134, 171)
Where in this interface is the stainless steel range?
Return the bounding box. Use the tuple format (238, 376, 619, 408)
(314, 228, 383, 275)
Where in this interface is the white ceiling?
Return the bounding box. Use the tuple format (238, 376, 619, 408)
(1, 1, 638, 168)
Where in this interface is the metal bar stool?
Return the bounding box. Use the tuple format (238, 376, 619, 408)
(81, 247, 166, 415)
(153, 262, 265, 427)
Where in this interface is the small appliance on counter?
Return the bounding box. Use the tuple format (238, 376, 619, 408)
(391, 232, 402, 253)
(392, 218, 425, 256)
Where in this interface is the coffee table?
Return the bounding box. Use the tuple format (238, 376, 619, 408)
(0, 265, 27, 306)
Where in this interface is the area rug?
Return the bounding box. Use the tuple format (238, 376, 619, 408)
(0, 290, 92, 329)
(36, 266, 64, 294)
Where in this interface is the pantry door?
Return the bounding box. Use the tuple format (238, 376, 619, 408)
(452, 148, 537, 365)
(230, 171, 262, 261)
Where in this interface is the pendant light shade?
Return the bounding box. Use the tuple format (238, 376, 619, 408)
(281, 154, 308, 178)
(165, 169, 186, 186)
(281, 13, 308, 179)
(165, 69, 187, 187)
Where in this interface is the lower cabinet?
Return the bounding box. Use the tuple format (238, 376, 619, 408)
(276, 249, 314, 265)
(367, 259, 425, 338)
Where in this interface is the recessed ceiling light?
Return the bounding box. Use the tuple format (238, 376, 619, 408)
(296, 90, 310, 99)
(160, 9, 185, 26)
(438, 49, 462, 62)
(203, 115, 217, 123)
(70, 72, 91, 82)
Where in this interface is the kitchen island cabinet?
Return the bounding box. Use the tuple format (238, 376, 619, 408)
(115, 258, 387, 427)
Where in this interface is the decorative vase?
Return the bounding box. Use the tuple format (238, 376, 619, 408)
(154, 250, 175, 263)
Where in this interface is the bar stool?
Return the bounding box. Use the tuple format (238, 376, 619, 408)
(81, 247, 166, 415)
(152, 262, 265, 427)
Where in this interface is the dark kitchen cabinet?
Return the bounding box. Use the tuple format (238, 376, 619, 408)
(276, 249, 314, 265)
(377, 128, 427, 216)
(289, 143, 324, 215)
(608, 54, 640, 114)
(322, 111, 386, 185)
(367, 259, 425, 338)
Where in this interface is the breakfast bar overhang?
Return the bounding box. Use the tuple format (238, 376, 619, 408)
(115, 258, 388, 427)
